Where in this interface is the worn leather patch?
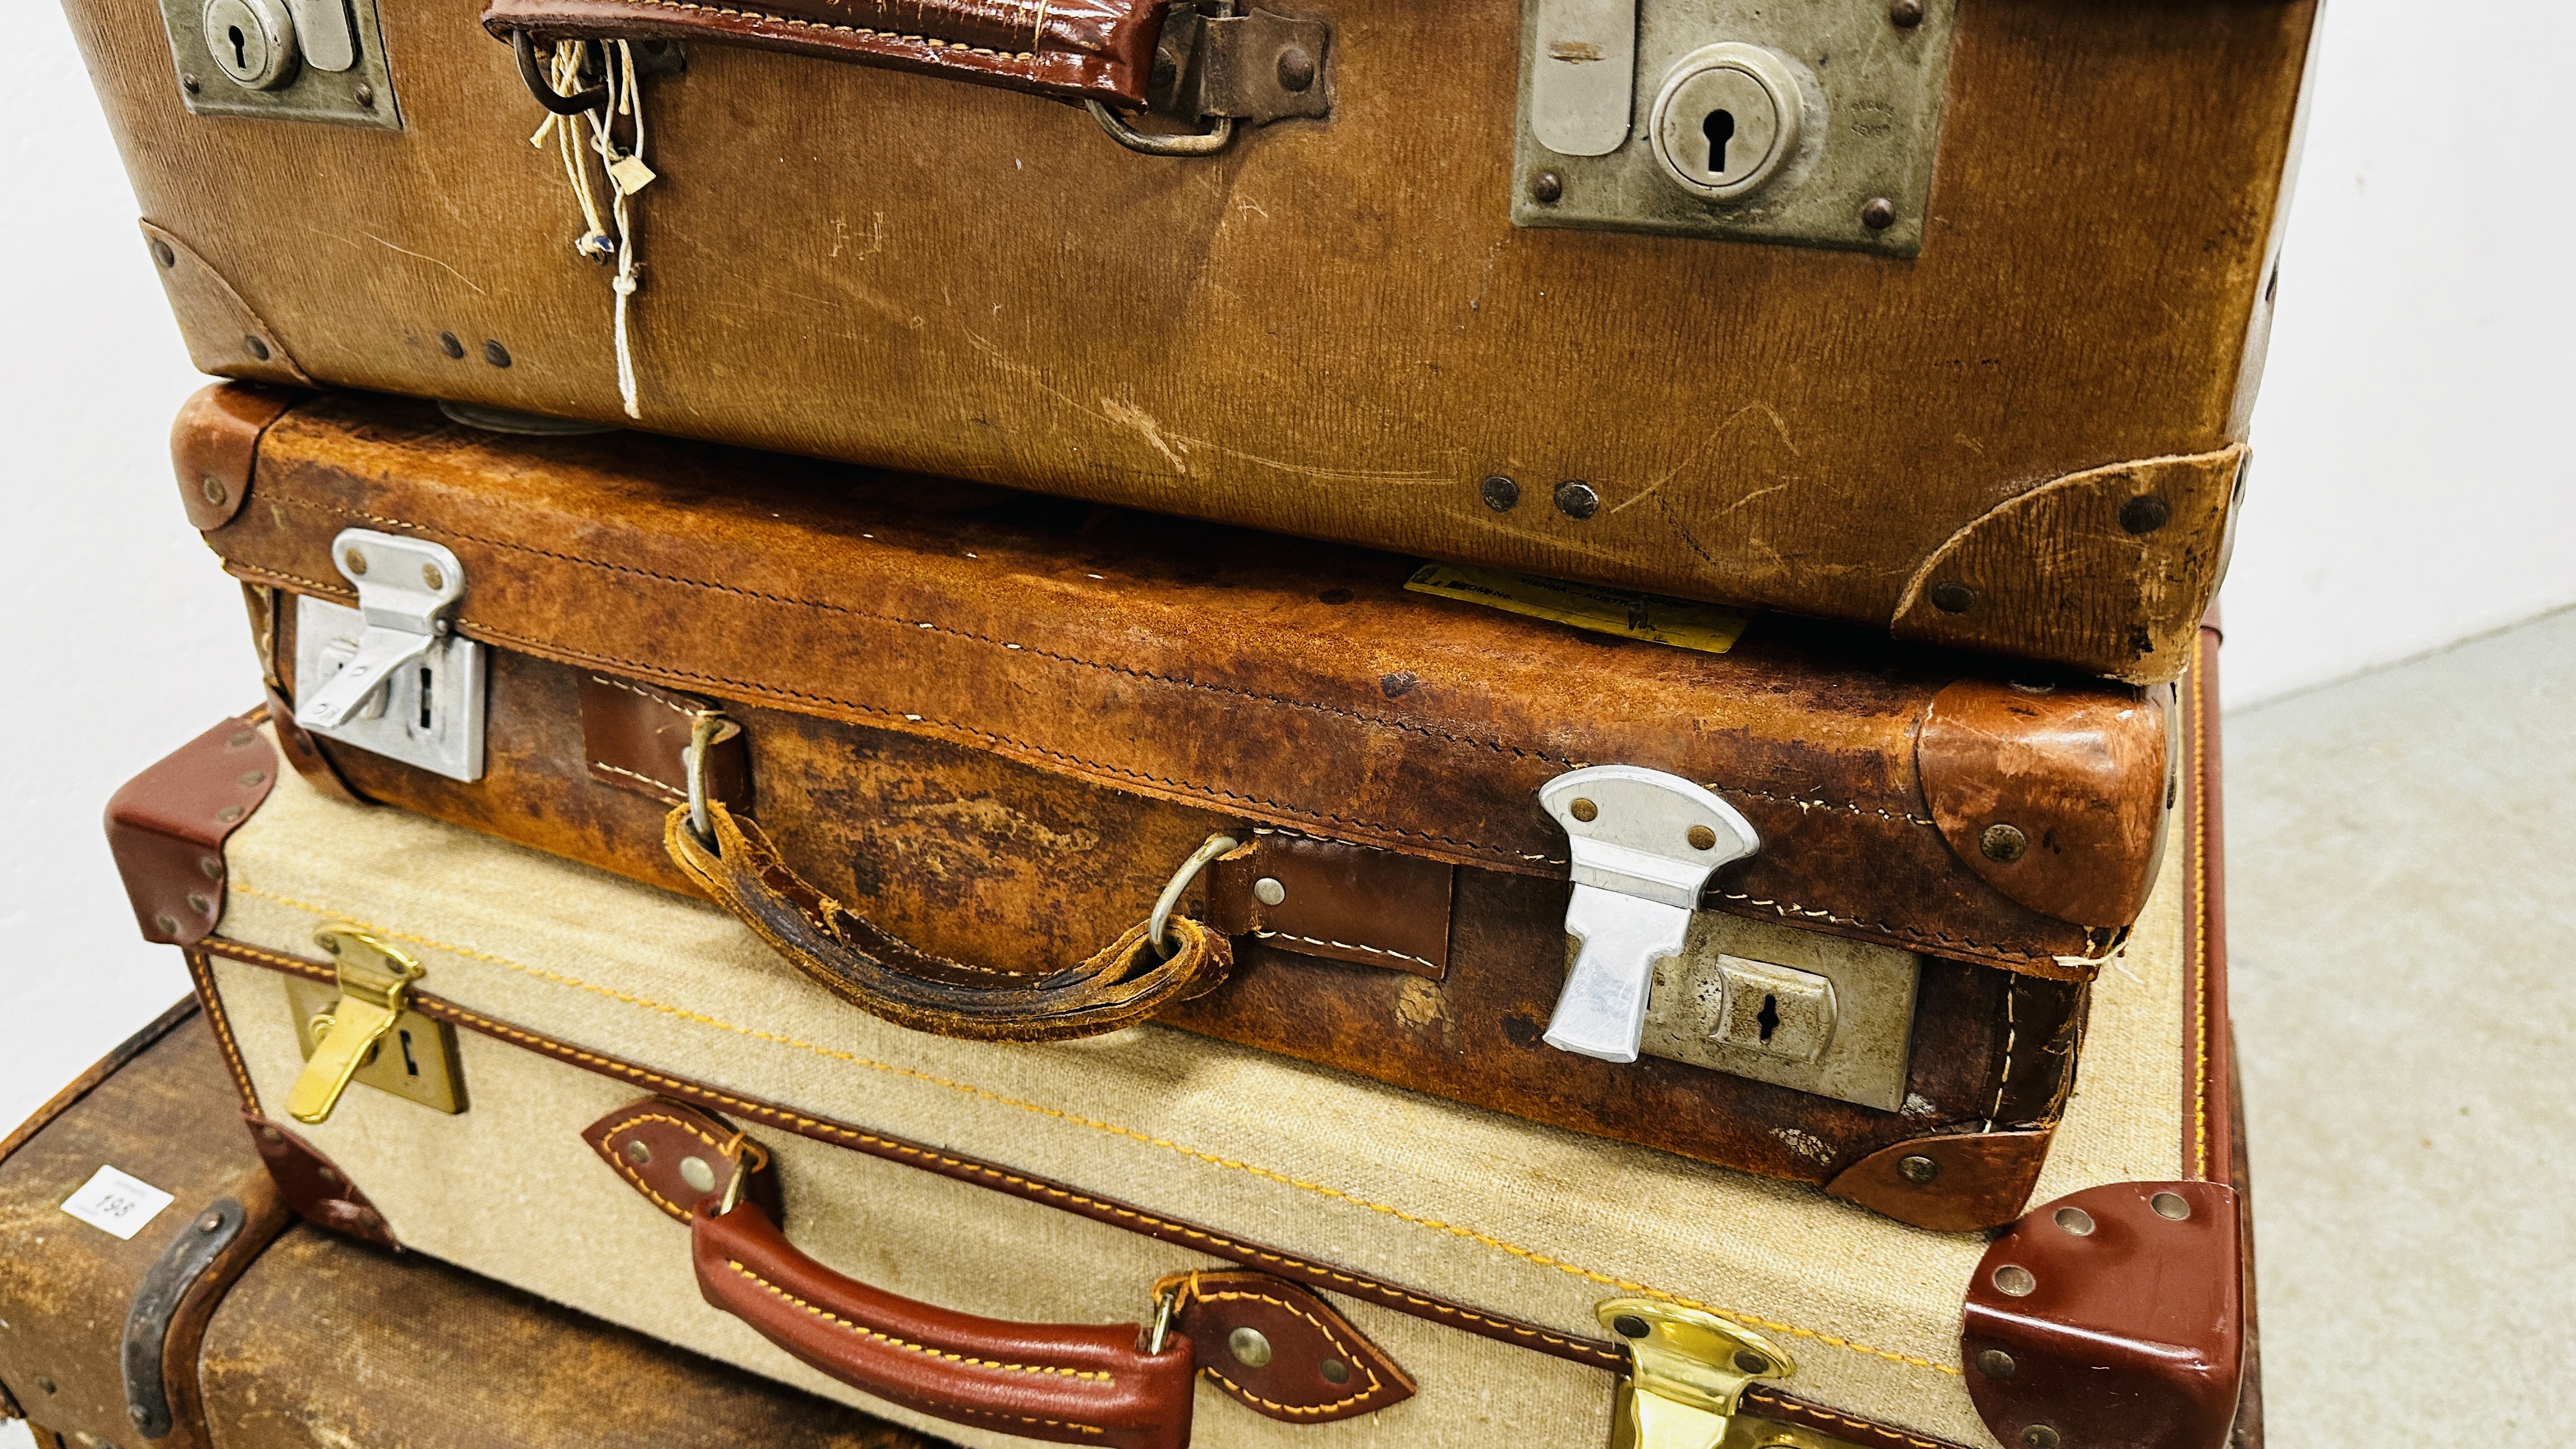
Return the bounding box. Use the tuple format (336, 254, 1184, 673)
(1206, 832, 1453, 979)
(171, 381, 295, 532)
(582, 1096, 783, 1226)
(1823, 1130, 2055, 1234)
(241, 1112, 396, 1250)
(1160, 1270, 1414, 1423)
(137, 222, 311, 389)
(106, 717, 279, 946)
(578, 673, 749, 810)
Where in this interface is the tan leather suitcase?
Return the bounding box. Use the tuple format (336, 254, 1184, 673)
(169, 383, 2183, 1231)
(96, 621, 2252, 1449)
(70, 0, 2316, 683)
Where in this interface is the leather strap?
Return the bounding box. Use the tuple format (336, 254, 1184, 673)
(694, 1197, 1196, 1449)
(480, 0, 1167, 106)
(665, 800, 1232, 1041)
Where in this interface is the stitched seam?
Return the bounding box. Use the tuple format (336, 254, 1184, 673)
(2189, 659, 2212, 1181)
(187, 949, 262, 1113)
(1194, 1287, 1384, 1413)
(1710, 889, 2053, 963)
(206, 905, 1956, 1377)
(1988, 975, 2018, 1122)
(620, 0, 1043, 59)
(588, 673, 702, 721)
(594, 760, 684, 798)
(602, 1110, 721, 1218)
(726, 1261, 1112, 1382)
(1252, 931, 1439, 973)
(1761, 1403, 1950, 1449)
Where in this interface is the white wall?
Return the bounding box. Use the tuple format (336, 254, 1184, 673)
(3, 0, 2573, 1126)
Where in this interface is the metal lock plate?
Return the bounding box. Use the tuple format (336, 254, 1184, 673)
(1514, 0, 1958, 256)
(286, 975, 466, 1115)
(293, 530, 487, 783)
(158, 0, 401, 128)
(1636, 912, 1918, 1112)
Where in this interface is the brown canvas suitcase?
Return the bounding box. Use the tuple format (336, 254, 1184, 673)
(0, 1005, 949, 1449)
(68, 0, 2317, 683)
(171, 383, 2181, 1232)
(96, 619, 2254, 1449)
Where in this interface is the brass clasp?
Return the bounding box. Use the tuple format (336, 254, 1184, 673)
(1598, 1299, 1794, 1449)
(284, 924, 429, 1124)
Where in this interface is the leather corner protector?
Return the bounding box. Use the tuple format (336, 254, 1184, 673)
(1890, 447, 2248, 686)
(1915, 678, 2170, 929)
(106, 717, 280, 946)
(1825, 1130, 2053, 1233)
(1206, 831, 1453, 979)
(578, 674, 750, 810)
(172, 381, 298, 531)
(1963, 1180, 2242, 1449)
(583, 1096, 783, 1226)
(1158, 1270, 1415, 1424)
(139, 221, 315, 388)
(241, 1112, 399, 1250)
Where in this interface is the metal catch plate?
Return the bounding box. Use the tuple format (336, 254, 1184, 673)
(1636, 912, 1918, 1112)
(286, 975, 466, 1115)
(158, 0, 402, 129)
(1513, 0, 1957, 256)
(291, 529, 486, 783)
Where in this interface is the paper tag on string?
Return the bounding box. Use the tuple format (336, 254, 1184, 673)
(1404, 564, 1754, 655)
(607, 154, 657, 195)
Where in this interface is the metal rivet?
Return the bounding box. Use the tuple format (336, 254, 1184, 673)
(202, 856, 226, 880)
(1275, 47, 1315, 93)
(181, 73, 201, 93)
(1981, 824, 2028, 862)
(318, 1167, 338, 1184)
(1318, 1358, 1349, 1384)
(2053, 1206, 2096, 1236)
(1569, 797, 1599, 824)
(240, 770, 268, 788)
(1731, 1351, 1769, 1375)
(154, 913, 181, 935)
(2151, 1191, 2192, 1220)
(2119, 495, 2172, 535)
(36, 1377, 55, 1394)
(1889, 0, 1925, 26)
(229, 728, 257, 748)
(1992, 1264, 2035, 1297)
(245, 335, 272, 362)
(217, 804, 246, 824)
(1611, 1314, 1651, 1340)
(438, 332, 466, 360)
(1929, 580, 1975, 613)
(131, 1405, 151, 1425)
(422, 563, 445, 590)
(680, 1156, 717, 1192)
(1861, 197, 1897, 231)
(186, 893, 213, 914)
(1553, 480, 1600, 519)
(153, 239, 179, 269)
(625, 1139, 653, 1165)
(1897, 1154, 1940, 1184)
(2021, 1427, 2060, 1449)
(200, 475, 227, 505)
(260, 1126, 283, 1143)
(1686, 824, 1718, 852)
(1531, 171, 1563, 204)
(199, 1213, 224, 1233)
(344, 548, 369, 576)
(318, 933, 342, 954)
(1479, 474, 1521, 512)
(1380, 671, 1418, 698)
(354, 81, 376, 107)
(1975, 1347, 2016, 1379)
(1228, 1326, 1273, 1367)
(483, 340, 512, 368)
(1254, 877, 1287, 907)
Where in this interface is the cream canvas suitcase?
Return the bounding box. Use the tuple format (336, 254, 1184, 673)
(105, 632, 2251, 1449)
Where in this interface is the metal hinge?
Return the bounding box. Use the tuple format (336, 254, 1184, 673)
(1539, 766, 1760, 1064)
(1088, 2, 1331, 156)
(1600, 1299, 1795, 1449)
(282, 923, 457, 1123)
(293, 528, 487, 782)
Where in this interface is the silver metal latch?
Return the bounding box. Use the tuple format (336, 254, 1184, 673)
(293, 528, 486, 781)
(1540, 766, 1759, 1064)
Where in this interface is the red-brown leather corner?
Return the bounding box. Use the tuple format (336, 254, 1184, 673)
(105, 717, 279, 946)
(1825, 1130, 2055, 1234)
(694, 1197, 1195, 1449)
(172, 382, 296, 532)
(1962, 1180, 2242, 1449)
(1160, 1269, 1414, 1424)
(583, 1095, 782, 1225)
(241, 1112, 397, 1250)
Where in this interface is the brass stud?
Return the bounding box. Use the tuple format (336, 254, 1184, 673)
(438, 332, 466, 360)
(344, 548, 369, 576)
(240, 770, 268, 788)
(2151, 1191, 2192, 1221)
(483, 340, 513, 368)
(1275, 46, 1315, 93)
(182, 72, 202, 93)
(36, 1377, 55, 1394)
(1981, 824, 2028, 863)
(1228, 1326, 1273, 1368)
(1318, 1358, 1350, 1384)
(245, 335, 272, 362)
(1975, 1347, 2017, 1379)
(1897, 1154, 1940, 1184)
(201, 475, 227, 505)
(318, 1167, 339, 1184)
(1991, 1264, 2035, 1298)
(260, 1126, 283, 1143)
(203, 856, 226, 880)
(186, 893, 212, 914)
(1686, 824, 1718, 851)
(354, 80, 376, 107)
(1570, 798, 1599, 824)
(422, 563, 445, 590)
(319, 934, 343, 954)
(2021, 1427, 2060, 1449)
(153, 238, 179, 268)
(625, 1139, 653, 1166)
(2053, 1206, 2096, 1236)
(1553, 480, 1600, 519)
(228, 729, 257, 748)
(216, 804, 246, 824)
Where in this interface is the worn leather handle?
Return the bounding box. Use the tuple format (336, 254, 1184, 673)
(666, 801, 1232, 1041)
(696, 1197, 1196, 1449)
(480, 0, 1169, 105)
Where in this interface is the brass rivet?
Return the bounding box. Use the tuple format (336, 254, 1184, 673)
(217, 804, 246, 824)
(1611, 1314, 1650, 1340)
(260, 1126, 283, 1143)
(1975, 1347, 2017, 1379)
(625, 1139, 653, 1166)
(680, 1156, 717, 1192)
(344, 548, 369, 576)
(1929, 580, 1976, 614)
(245, 335, 272, 362)
(2119, 495, 2172, 535)
(318, 1167, 339, 1184)
(2021, 1427, 2060, 1449)
(203, 856, 225, 880)
(354, 81, 376, 107)
(182, 72, 202, 93)
(1254, 877, 1287, 907)
(483, 340, 513, 368)
(1318, 1357, 1350, 1384)
(1228, 1326, 1273, 1368)
(1480, 475, 1521, 512)
(1992, 1264, 2036, 1298)
(1686, 824, 1718, 851)
(153, 238, 179, 268)
(1570, 798, 1599, 824)
(2151, 1191, 2192, 1221)
(186, 893, 212, 914)
(438, 332, 466, 360)
(228, 729, 257, 748)
(154, 913, 180, 935)
(1731, 1351, 1768, 1375)
(240, 770, 268, 788)
(1981, 824, 2028, 863)
(1889, 0, 1925, 26)
(2054, 1206, 2096, 1236)
(1531, 171, 1563, 204)
(422, 563, 445, 590)
(1897, 1154, 1940, 1184)
(201, 475, 227, 505)
(319, 934, 343, 954)
(1861, 197, 1898, 231)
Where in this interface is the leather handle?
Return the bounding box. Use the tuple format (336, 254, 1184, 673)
(480, 0, 1169, 106)
(695, 1197, 1197, 1449)
(665, 801, 1233, 1041)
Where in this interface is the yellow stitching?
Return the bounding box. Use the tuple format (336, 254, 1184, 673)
(601, 1110, 723, 1218)
(1252, 930, 1439, 972)
(592, 759, 684, 798)
(725, 1261, 1112, 1381)
(2189, 659, 2211, 1181)
(211, 897, 1959, 1378)
(1192, 1287, 1384, 1414)
(186, 949, 262, 1113)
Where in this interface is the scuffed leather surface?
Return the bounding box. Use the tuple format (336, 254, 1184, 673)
(105, 716, 279, 946)
(241, 1114, 396, 1250)
(172, 381, 295, 531)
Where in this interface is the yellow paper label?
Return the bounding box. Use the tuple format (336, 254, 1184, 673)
(1403, 564, 1753, 655)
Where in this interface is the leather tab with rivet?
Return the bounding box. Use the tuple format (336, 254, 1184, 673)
(579, 673, 751, 811)
(105, 716, 279, 946)
(171, 380, 296, 532)
(1206, 831, 1453, 979)
(240, 1112, 396, 1249)
(1156, 1270, 1414, 1424)
(583, 1096, 783, 1226)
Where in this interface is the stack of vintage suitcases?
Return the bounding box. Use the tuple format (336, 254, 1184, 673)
(7, 0, 2312, 1445)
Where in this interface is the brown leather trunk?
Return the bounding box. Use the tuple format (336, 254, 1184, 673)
(67, 0, 2318, 683)
(180, 384, 2182, 1230)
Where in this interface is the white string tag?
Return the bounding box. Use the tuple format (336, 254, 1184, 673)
(607, 154, 657, 195)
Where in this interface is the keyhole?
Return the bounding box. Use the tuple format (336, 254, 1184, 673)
(399, 1029, 420, 1077)
(418, 666, 434, 729)
(1756, 993, 1780, 1044)
(1703, 109, 1736, 176)
(227, 24, 249, 68)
